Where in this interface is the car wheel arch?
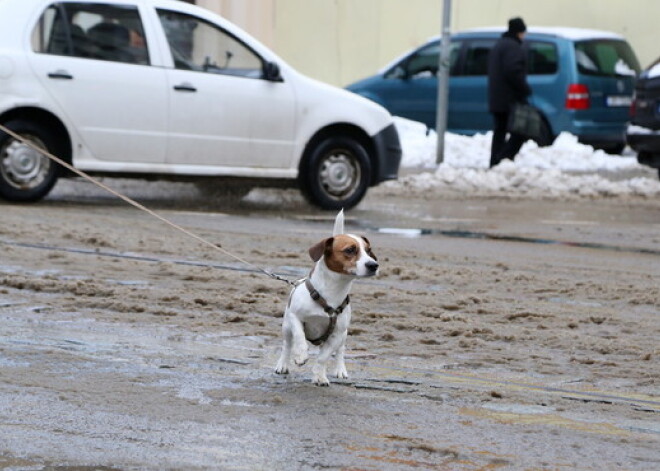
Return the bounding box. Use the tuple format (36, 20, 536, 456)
(297, 123, 377, 210)
(0, 107, 72, 166)
(300, 123, 377, 185)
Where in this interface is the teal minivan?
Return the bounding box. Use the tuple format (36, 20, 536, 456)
(347, 27, 640, 153)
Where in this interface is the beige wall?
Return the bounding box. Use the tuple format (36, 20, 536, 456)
(195, 0, 659, 86)
(453, 0, 659, 72)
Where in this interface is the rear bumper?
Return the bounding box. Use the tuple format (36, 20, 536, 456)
(574, 128, 625, 150)
(371, 123, 402, 184)
(565, 117, 627, 150)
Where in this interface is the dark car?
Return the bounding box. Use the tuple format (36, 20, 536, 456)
(627, 58, 660, 179)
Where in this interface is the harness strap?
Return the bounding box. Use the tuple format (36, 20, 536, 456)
(304, 278, 350, 345)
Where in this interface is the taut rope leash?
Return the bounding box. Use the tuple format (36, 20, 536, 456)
(0, 123, 298, 286)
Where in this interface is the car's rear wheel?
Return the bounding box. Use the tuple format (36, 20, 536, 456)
(536, 119, 555, 147)
(0, 120, 59, 202)
(605, 143, 626, 155)
(299, 136, 371, 210)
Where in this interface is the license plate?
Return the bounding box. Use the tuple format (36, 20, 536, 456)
(606, 95, 632, 107)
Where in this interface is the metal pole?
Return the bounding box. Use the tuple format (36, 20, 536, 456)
(435, 0, 452, 164)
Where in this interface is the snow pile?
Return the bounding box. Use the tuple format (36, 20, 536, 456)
(388, 117, 660, 198)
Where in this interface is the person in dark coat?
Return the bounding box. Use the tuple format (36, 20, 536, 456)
(487, 17, 532, 168)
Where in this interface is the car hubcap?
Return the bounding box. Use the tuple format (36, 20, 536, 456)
(0, 136, 51, 190)
(319, 151, 360, 199)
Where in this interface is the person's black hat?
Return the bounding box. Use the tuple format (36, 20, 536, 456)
(508, 17, 527, 34)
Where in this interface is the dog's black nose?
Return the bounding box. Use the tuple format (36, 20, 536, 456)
(366, 261, 379, 272)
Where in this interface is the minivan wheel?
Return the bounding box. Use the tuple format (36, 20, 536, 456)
(604, 143, 626, 155)
(536, 120, 555, 147)
(300, 136, 371, 210)
(0, 120, 59, 202)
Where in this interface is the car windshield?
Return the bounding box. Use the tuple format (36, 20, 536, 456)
(575, 39, 640, 77)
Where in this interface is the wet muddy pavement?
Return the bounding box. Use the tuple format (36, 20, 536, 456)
(0, 181, 659, 470)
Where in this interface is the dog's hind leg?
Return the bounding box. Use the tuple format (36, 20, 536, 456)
(330, 340, 348, 379)
(312, 334, 345, 386)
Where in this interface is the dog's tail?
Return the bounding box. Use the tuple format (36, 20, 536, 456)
(333, 209, 345, 236)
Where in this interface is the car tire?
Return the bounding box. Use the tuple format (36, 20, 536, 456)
(299, 136, 371, 210)
(604, 143, 626, 155)
(535, 119, 555, 147)
(0, 120, 60, 202)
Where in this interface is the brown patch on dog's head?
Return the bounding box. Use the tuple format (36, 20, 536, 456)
(323, 235, 362, 274)
(309, 234, 379, 276)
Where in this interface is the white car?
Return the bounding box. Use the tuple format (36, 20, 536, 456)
(0, 0, 401, 209)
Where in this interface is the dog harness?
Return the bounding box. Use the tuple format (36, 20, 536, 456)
(304, 278, 350, 346)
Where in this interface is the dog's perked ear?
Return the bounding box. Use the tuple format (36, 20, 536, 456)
(309, 237, 333, 262)
(333, 209, 345, 236)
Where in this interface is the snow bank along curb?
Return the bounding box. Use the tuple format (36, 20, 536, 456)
(388, 118, 660, 199)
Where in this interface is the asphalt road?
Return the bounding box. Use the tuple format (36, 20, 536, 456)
(0, 179, 659, 470)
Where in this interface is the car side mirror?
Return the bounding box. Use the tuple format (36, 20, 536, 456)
(263, 61, 283, 82)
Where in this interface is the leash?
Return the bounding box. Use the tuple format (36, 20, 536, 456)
(0, 123, 299, 286)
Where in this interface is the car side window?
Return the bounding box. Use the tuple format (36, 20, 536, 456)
(527, 41, 558, 75)
(462, 40, 495, 76)
(386, 41, 460, 79)
(157, 9, 263, 78)
(31, 2, 149, 65)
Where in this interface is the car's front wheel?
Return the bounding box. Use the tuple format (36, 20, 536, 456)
(299, 136, 371, 210)
(0, 120, 59, 202)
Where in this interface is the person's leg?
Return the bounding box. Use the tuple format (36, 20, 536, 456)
(499, 132, 527, 160)
(490, 112, 508, 167)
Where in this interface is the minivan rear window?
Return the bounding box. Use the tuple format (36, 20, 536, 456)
(575, 40, 640, 77)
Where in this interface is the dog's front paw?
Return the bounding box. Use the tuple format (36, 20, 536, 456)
(332, 365, 348, 379)
(313, 374, 330, 386)
(312, 364, 330, 386)
(275, 364, 289, 375)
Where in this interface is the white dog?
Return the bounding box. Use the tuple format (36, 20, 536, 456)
(275, 210, 379, 386)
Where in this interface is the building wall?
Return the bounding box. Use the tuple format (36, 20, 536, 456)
(193, 0, 659, 86)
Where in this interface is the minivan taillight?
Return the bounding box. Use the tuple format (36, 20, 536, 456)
(566, 83, 590, 110)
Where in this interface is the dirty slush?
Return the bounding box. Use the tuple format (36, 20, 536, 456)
(0, 183, 659, 470)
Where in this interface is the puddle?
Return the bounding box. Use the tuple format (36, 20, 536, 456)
(374, 227, 660, 256)
(548, 297, 603, 307)
(483, 403, 556, 414)
(460, 407, 633, 438)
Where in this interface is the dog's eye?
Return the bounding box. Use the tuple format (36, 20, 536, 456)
(343, 246, 357, 256)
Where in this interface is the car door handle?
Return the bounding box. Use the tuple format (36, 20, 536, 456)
(48, 70, 73, 80)
(173, 83, 197, 92)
